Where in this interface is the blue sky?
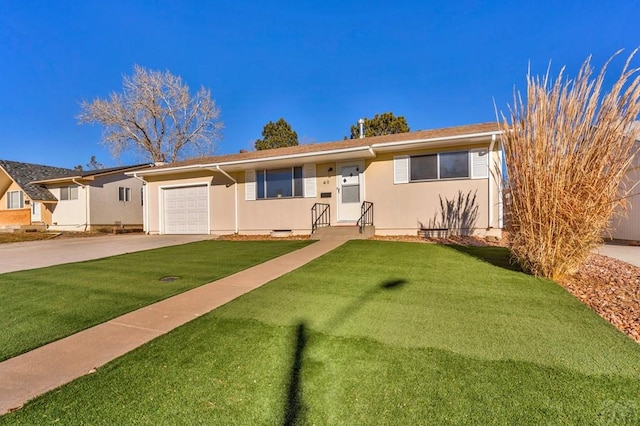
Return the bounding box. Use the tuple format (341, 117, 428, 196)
(1, 1, 638, 168)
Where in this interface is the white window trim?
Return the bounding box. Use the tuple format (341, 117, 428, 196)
(245, 170, 256, 201)
(6, 190, 24, 209)
(404, 150, 487, 183)
(303, 163, 316, 198)
(60, 185, 79, 201)
(393, 155, 409, 184)
(254, 166, 305, 200)
(118, 186, 131, 202)
(470, 148, 489, 179)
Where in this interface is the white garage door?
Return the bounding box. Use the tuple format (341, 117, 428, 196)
(163, 185, 209, 234)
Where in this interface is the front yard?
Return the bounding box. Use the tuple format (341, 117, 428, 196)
(0, 240, 311, 361)
(1, 240, 639, 424)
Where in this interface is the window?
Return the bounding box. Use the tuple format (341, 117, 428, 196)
(6, 191, 24, 209)
(410, 151, 469, 181)
(118, 187, 131, 202)
(60, 185, 78, 200)
(439, 151, 469, 179)
(410, 154, 437, 181)
(256, 166, 303, 199)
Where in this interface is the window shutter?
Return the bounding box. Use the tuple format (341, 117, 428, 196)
(471, 148, 488, 179)
(245, 169, 256, 200)
(393, 156, 409, 184)
(303, 163, 316, 198)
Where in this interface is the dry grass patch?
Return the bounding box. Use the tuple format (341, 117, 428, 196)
(500, 50, 640, 280)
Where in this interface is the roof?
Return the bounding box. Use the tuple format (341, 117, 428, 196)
(30, 163, 153, 184)
(138, 122, 501, 175)
(0, 160, 77, 201)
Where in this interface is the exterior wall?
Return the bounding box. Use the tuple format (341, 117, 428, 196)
(47, 185, 88, 231)
(365, 146, 502, 236)
(0, 209, 30, 225)
(144, 165, 337, 235)
(41, 203, 54, 225)
(610, 163, 640, 242)
(88, 174, 144, 228)
(145, 171, 216, 235)
(237, 161, 336, 235)
(142, 149, 502, 237)
(0, 181, 31, 226)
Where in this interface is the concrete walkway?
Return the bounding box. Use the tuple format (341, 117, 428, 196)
(0, 234, 212, 274)
(0, 239, 345, 414)
(595, 243, 640, 268)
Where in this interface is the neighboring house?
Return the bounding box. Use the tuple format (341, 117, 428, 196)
(130, 122, 505, 237)
(610, 141, 640, 242)
(0, 160, 151, 232)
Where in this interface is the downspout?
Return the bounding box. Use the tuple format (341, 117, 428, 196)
(132, 173, 148, 234)
(214, 165, 239, 234)
(488, 134, 497, 230)
(72, 178, 89, 232)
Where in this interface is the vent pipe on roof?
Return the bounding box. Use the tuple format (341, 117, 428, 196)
(358, 118, 365, 139)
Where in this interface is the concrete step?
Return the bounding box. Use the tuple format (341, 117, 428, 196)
(310, 225, 375, 240)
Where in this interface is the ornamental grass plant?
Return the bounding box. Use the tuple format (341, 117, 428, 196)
(500, 50, 640, 279)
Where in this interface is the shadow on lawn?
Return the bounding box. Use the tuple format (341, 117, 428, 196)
(283, 322, 308, 426)
(282, 279, 408, 425)
(445, 245, 524, 273)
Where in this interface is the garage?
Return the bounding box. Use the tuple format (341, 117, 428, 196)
(162, 185, 209, 234)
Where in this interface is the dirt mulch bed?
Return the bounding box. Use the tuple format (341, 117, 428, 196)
(559, 254, 640, 343)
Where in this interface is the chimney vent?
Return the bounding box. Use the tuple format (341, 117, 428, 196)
(358, 118, 365, 139)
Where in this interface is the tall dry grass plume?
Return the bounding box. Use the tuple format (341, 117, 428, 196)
(500, 50, 640, 280)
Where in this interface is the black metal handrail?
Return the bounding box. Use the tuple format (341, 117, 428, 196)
(311, 203, 330, 233)
(357, 201, 373, 234)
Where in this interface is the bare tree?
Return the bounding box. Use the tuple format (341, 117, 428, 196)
(500, 50, 640, 279)
(78, 65, 223, 163)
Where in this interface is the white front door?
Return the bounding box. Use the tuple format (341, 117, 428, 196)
(337, 161, 364, 222)
(31, 202, 42, 223)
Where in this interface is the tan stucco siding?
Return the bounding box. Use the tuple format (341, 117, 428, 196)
(365, 147, 501, 236)
(88, 174, 144, 227)
(141, 148, 502, 237)
(236, 162, 337, 234)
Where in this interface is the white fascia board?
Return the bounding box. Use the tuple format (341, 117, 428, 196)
(215, 146, 375, 167)
(370, 131, 504, 152)
(129, 146, 376, 176)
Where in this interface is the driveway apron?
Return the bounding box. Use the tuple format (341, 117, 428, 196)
(0, 234, 212, 274)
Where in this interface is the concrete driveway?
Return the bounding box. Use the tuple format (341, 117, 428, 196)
(0, 234, 212, 274)
(595, 243, 640, 267)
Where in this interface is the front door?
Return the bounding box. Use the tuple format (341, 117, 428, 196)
(337, 161, 364, 222)
(31, 202, 42, 223)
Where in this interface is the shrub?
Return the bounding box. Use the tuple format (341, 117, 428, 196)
(500, 50, 640, 279)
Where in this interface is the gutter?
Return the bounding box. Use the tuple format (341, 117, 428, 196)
(488, 134, 496, 229)
(370, 130, 504, 150)
(131, 173, 149, 234)
(72, 178, 89, 232)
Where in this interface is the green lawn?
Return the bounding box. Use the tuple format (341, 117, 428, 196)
(2, 240, 640, 424)
(0, 240, 311, 361)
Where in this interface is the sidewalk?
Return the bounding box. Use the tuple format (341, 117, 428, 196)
(595, 243, 640, 268)
(0, 239, 346, 414)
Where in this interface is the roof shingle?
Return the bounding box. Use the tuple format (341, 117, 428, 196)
(0, 160, 77, 201)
